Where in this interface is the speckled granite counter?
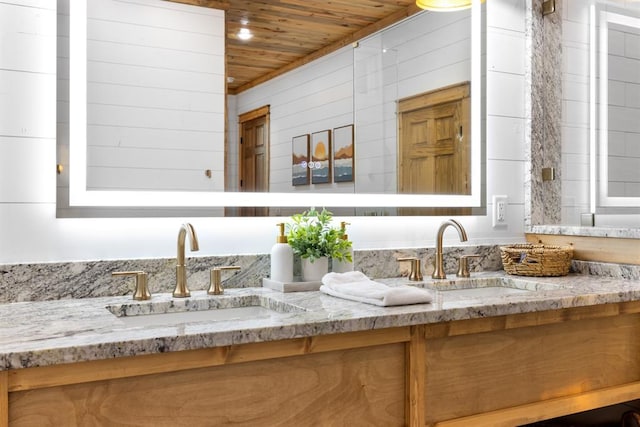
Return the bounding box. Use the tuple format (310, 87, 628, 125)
(529, 225, 640, 239)
(2, 271, 640, 372)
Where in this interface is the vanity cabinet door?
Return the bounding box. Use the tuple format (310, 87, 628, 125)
(8, 343, 406, 426)
(423, 312, 640, 425)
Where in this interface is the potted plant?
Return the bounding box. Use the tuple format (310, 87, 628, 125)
(287, 208, 352, 281)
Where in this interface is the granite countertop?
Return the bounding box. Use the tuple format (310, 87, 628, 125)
(2, 271, 640, 371)
(528, 225, 640, 239)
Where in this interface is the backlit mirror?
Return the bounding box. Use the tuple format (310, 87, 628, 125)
(594, 5, 640, 212)
(547, 0, 640, 230)
(59, 0, 485, 217)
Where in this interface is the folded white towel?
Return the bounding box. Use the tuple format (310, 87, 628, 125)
(320, 271, 432, 307)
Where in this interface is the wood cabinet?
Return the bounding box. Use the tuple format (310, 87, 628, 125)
(424, 306, 640, 426)
(4, 302, 640, 426)
(4, 329, 409, 427)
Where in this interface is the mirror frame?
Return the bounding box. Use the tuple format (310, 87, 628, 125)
(69, 0, 484, 211)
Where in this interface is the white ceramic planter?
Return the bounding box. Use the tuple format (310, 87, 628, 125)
(301, 257, 329, 282)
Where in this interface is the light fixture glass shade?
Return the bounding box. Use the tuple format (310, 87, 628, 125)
(415, 0, 476, 11)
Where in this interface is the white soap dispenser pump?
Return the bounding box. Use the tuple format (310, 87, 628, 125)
(270, 223, 294, 283)
(332, 222, 354, 273)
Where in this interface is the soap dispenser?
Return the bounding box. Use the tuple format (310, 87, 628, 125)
(332, 222, 354, 273)
(270, 223, 294, 283)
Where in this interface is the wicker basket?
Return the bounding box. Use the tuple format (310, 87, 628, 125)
(500, 244, 573, 277)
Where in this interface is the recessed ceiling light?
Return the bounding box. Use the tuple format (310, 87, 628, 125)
(227, 76, 235, 83)
(237, 28, 253, 41)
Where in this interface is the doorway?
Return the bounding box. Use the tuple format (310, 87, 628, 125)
(397, 82, 471, 216)
(238, 105, 270, 216)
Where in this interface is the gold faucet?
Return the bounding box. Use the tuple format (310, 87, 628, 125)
(432, 219, 468, 279)
(173, 223, 199, 298)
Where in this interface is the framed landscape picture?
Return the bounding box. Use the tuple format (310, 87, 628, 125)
(311, 130, 331, 184)
(291, 134, 310, 186)
(332, 124, 354, 183)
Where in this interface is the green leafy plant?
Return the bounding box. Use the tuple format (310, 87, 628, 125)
(286, 208, 352, 263)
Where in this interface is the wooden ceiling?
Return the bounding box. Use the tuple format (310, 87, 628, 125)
(168, 0, 421, 94)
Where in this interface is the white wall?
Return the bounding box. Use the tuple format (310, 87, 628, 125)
(0, 0, 527, 264)
(485, 0, 527, 233)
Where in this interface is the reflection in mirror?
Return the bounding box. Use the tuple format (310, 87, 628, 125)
(595, 7, 640, 210)
(557, 0, 639, 228)
(84, 0, 225, 193)
(396, 82, 472, 215)
(66, 0, 226, 210)
(61, 0, 485, 216)
(351, 6, 483, 215)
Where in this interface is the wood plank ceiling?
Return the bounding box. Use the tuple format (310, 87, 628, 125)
(168, 0, 421, 94)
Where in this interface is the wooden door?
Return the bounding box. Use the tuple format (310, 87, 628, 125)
(397, 82, 471, 216)
(238, 106, 270, 216)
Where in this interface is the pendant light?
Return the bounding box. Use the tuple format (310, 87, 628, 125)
(415, 0, 478, 12)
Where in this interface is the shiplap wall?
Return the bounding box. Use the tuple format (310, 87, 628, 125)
(65, 0, 225, 193)
(354, 10, 472, 195)
(1, 0, 527, 263)
(0, 0, 56, 206)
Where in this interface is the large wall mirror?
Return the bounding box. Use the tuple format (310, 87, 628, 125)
(594, 5, 640, 213)
(57, 0, 485, 217)
(556, 0, 640, 229)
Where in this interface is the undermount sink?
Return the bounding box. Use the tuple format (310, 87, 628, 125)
(424, 277, 560, 300)
(106, 293, 305, 328)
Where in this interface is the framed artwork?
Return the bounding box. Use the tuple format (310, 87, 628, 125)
(332, 124, 354, 183)
(291, 134, 310, 186)
(311, 130, 332, 184)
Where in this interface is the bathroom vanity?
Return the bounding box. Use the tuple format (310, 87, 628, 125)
(3, 272, 640, 426)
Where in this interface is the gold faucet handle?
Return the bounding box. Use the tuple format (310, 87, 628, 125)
(397, 257, 423, 281)
(456, 255, 481, 278)
(208, 266, 241, 295)
(112, 271, 151, 300)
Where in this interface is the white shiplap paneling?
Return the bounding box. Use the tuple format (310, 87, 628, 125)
(82, 0, 225, 192)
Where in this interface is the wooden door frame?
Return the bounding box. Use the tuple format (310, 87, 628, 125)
(237, 105, 270, 216)
(238, 105, 271, 191)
